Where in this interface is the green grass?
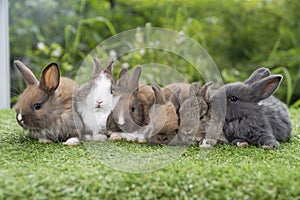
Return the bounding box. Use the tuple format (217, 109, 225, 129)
(0, 109, 300, 199)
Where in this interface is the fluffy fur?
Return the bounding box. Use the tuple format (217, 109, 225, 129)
(205, 68, 292, 149)
(14, 60, 83, 144)
(145, 84, 181, 145)
(107, 67, 155, 135)
(75, 58, 115, 141)
(174, 82, 212, 145)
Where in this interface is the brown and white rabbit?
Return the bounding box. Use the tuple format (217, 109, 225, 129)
(74, 58, 115, 141)
(201, 67, 292, 149)
(108, 83, 181, 145)
(106, 66, 155, 141)
(14, 60, 83, 145)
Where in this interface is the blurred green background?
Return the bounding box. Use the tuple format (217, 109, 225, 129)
(9, 0, 300, 107)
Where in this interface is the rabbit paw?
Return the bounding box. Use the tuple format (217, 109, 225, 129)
(261, 140, 280, 150)
(108, 133, 122, 141)
(63, 137, 80, 146)
(123, 133, 137, 142)
(137, 137, 147, 144)
(38, 138, 53, 143)
(92, 134, 108, 141)
(236, 142, 249, 147)
(199, 139, 217, 149)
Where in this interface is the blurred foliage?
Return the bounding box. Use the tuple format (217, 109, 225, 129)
(9, 0, 300, 106)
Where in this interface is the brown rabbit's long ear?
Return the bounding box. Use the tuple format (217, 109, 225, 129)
(169, 87, 182, 112)
(39, 63, 60, 95)
(104, 59, 114, 76)
(251, 75, 282, 101)
(244, 67, 271, 85)
(152, 84, 165, 105)
(200, 81, 213, 103)
(14, 60, 38, 86)
(127, 66, 141, 92)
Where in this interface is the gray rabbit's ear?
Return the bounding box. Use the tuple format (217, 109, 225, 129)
(152, 84, 165, 105)
(200, 81, 213, 102)
(104, 59, 114, 76)
(127, 66, 141, 92)
(14, 60, 38, 86)
(244, 67, 271, 85)
(119, 68, 128, 79)
(116, 68, 128, 91)
(169, 87, 182, 112)
(251, 75, 282, 101)
(39, 63, 60, 95)
(92, 57, 102, 75)
(189, 82, 201, 97)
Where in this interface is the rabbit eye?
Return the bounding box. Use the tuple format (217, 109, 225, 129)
(131, 107, 135, 112)
(229, 96, 239, 102)
(33, 103, 42, 110)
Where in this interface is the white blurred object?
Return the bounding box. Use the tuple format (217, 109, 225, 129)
(0, 0, 10, 109)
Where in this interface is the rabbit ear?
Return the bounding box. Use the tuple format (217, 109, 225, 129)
(244, 68, 271, 85)
(93, 57, 102, 75)
(200, 81, 213, 102)
(39, 63, 60, 95)
(104, 59, 114, 76)
(169, 87, 182, 112)
(251, 75, 282, 101)
(152, 84, 165, 105)
(14, 60, 38, 86)
(116, 68, 128, 91)
(127, 66, 141, 91)
(119, 68, 128, 79)
(189, 82, 201, 97)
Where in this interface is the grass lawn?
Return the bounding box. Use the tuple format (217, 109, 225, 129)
(0, 108, 299, 199)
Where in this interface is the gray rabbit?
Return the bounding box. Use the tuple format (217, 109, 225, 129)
(203, 67, 292, 149)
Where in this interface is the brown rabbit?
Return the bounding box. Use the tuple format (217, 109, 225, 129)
(14, 60, 83, 145)
(106, 66, 155, 141)
(145, 84, 181, 145)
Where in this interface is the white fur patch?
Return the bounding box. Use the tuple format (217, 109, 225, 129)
(17, 113, 22, 121)
(117, 108, 125, 126)
(199, 139, 213, 149)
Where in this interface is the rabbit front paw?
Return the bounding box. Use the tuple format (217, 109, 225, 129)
(63, 137, 80, 146)
(108, 133, 123, 141)
(261, 140, 280, 150)
(199, 139, 217, 149)
(38, 138, 53, 143)
(236, 142, 249, 147)
(92, 134, 108, 141)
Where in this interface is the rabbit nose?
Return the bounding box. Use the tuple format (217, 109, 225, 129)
(96, 101, 103, 108)
(184, 129, 192, 135)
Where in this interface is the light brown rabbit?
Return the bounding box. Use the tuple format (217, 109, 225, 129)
(145, 84, 181, 145)
(14, 60, 83, 145)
